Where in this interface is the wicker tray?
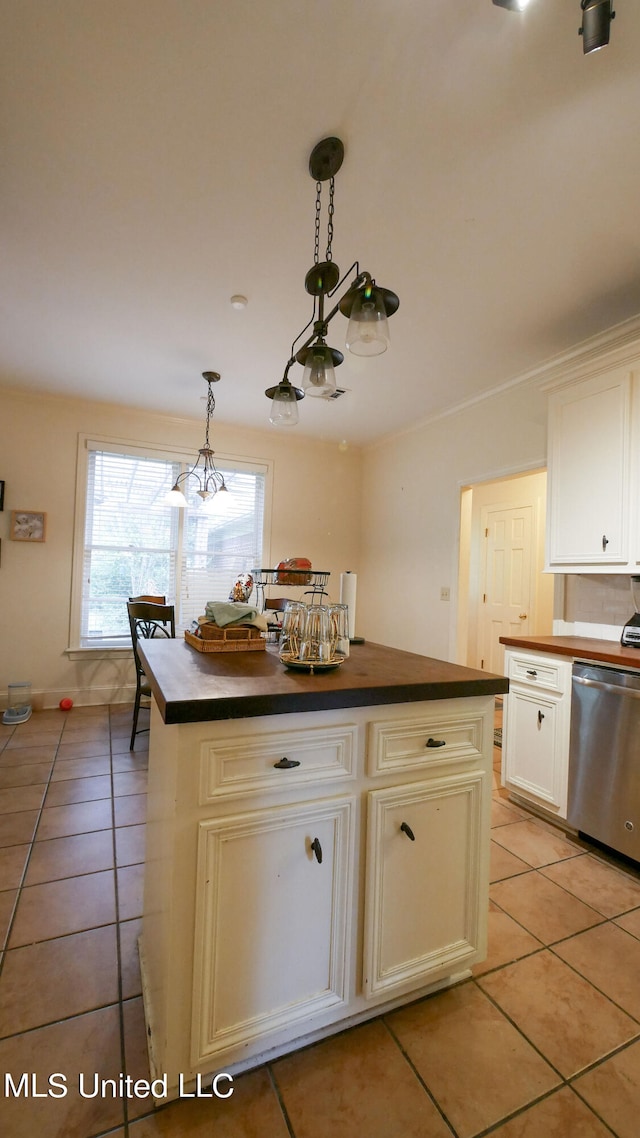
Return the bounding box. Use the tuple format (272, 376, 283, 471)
(184, 629, 266, 653)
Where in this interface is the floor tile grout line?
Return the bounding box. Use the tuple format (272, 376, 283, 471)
(0, 718, 68, 970)
(569, 1051, 637, 1138)
(474, 962, 640, 1107)
(266, 1064, 298, 1138)
(472, 974, 571, 1084)
(458, 1086, 575, 1138)
(546, 935, 640, 1030)
(110, 703, 133, 1138)
(381, 1015, 461, 1138)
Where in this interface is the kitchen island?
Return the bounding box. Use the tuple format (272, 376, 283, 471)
(138, 639, 507, 1098)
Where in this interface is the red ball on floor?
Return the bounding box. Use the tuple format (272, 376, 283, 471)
(59, 697, 73, 710)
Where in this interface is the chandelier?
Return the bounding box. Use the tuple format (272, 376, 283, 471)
(265, 137, 400, 426)
(165, 371, 229, 507)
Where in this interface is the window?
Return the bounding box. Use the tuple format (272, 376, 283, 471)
(72, 438, 268, 648)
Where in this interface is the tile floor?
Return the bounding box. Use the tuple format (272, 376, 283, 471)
(2, 700, 640, 1136)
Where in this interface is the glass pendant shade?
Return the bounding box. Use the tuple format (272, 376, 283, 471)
(345, 287, 390, 357)
(269, 383, 300, 426)
(302, 344, 337, 397)
(164, 485, 189, 507)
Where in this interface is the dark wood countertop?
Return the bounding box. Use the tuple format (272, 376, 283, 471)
(499, 634, 640, 668)
(138, 639, 508, 724)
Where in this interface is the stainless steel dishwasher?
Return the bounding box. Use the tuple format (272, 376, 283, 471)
(568, 661, 640, 862)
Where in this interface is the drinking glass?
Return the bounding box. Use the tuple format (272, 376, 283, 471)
(298, 604, 332, 663)
(327, 603, 350, 658)
(278, 601, 307, 661)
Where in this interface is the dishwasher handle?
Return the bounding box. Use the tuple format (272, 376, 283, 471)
(573, 674, 640, 700)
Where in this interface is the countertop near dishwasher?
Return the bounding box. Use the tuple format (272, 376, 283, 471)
(499, 634, 640, 668)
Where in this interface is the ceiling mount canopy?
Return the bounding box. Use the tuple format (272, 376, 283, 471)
(165, 372, 229, 507)
(265, 136, 400, 426)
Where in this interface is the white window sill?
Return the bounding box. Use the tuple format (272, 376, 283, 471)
(65, 646, 133, 662)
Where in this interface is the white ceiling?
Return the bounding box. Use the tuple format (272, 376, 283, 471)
(2, 1, 640, 446)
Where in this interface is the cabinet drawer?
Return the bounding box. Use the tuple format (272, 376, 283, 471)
(199, 724, 356, 803)
(507, 653, 569, 693)
(368, 713, 484, 776)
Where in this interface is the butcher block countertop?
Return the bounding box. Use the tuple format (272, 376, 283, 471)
(138, 638, 508, 724)
(500, 634, 640, 669)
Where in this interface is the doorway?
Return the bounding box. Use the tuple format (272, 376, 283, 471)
(457, 470, 554, 674)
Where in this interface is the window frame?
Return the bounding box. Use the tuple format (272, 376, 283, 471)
(67, 433, 273, 657)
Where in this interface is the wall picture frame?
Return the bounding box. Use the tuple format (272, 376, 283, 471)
(10, 510, 47, 542)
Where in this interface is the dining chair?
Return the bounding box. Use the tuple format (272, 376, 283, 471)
(128, 594, 166, 604)
(127, 601, 175, 750)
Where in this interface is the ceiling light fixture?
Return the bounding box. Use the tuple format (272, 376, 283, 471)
(265, 137, 399, 426)
(492, 0, 531, 10)
(579, 0, 615, 52)
(165, 371, 229, 507)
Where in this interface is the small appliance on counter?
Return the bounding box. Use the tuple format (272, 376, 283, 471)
(621, 575, 640, 647)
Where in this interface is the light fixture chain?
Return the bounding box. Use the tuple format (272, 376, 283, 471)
(204, 380, 215, 449)
(326, 176, 335, 263)
(313, 181, 322, 265)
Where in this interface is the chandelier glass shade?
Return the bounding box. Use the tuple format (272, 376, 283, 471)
(265, 137, 399, 425)
(165, 372, 229, 506)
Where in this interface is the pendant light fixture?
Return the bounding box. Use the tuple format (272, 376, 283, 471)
(165, 371, 229, 506)
(579, 0, 615, 52)
(265, 137, 399, 426)
(492, 0, 531, 9)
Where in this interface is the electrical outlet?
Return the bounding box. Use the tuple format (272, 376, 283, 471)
(440, 587, 450, 601)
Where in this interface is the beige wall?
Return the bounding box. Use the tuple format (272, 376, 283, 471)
(0, 385, 362, 707)
(357, 380, 548, 660)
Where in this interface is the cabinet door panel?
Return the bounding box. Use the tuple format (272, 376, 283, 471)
(547, 371, 630, 566)
(192, 797, 353, 1064)
(363, 772, 486, 1000)
(503, 686, 569, 814)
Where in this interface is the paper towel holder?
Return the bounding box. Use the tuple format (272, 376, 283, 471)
(340, 570, 365, 644)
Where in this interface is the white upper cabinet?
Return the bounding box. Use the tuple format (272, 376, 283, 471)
(546, 368, 634, 571)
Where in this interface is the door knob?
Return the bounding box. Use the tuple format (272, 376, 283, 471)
(519, 613, 528, 620)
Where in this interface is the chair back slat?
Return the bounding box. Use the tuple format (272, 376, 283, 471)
(127, 602, 175, 677)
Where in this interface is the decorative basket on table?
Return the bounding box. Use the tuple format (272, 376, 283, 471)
(184, 626, 266, 653)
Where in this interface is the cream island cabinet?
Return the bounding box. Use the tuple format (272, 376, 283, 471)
(137, 639, 507, 1099)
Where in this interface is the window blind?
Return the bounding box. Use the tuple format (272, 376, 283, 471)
(80, 445, 266, 647)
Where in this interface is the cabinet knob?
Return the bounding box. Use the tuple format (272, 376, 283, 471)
(537, 710, 545, 725)
(426, 738, 446, 749)
(526, 669, 537, 677)
(273, 757, 300, 769)
(310, 837, 323, 863)
(400, 821, 416, 841)
(602, 534, 609, 551)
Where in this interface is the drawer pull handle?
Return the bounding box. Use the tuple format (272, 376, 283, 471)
(400, 821, 416, 841)
(537, 710, 545, 725)
(310, 837, 323, 863)
(526, 669, 538, 677)
(273, 757, 300, 769)
(426, 737, 446, 748)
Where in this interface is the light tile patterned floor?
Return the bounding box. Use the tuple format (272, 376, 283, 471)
(1, 701, 640, 1137)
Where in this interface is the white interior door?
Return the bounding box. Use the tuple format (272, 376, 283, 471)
(477, 504, 534, 674)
